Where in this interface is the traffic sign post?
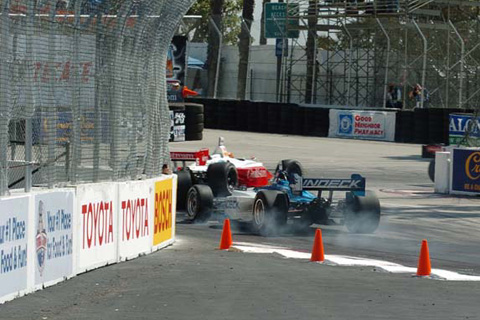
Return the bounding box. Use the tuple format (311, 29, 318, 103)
(275, 38, 288, 102)
(264, 2, 299, 39)
(275, 38, 288, 57)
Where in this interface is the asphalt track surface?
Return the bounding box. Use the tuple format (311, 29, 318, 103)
(1, 129, 480, 319)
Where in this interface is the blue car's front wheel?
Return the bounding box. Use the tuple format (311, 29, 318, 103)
(251, 191, 288, 236)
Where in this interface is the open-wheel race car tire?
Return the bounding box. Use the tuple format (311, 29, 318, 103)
(186, 184, 213, 223)
(176, 169, 192, 211)
(275, 159, 303, 177)
(251, 190, 288, 236)
(428, 159, 435, 182)
(344, 191, 381, 234)
(207, 162, 238, 197)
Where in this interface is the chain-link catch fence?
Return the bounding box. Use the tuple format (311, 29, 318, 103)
(1, 0, 195, 196)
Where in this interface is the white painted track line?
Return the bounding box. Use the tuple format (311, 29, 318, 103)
(232, 243, 480, 281)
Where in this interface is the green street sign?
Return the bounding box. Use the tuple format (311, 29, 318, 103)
(264, 2, 300, 39)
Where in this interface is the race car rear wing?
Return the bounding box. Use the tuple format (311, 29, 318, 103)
(298, 174, 366, 192)
(170, 149, 209, 166)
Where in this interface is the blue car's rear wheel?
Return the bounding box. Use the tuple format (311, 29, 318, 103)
(344, 191, 380, 233)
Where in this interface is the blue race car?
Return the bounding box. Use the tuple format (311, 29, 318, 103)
(185, 160, 381, 235)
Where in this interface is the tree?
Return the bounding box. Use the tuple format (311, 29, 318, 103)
(185, 0, 242, 98)
(205, 0, 224, 97)
(185, 0, 242, 45)
(259, 0, 270, 45)
(237, 0, 255, 99)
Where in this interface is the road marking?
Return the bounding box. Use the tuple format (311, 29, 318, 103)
(379, 189, 444, 198)
(232, 242, 480, 281)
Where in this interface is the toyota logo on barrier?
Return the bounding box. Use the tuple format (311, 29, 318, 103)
(465, 151, 480, 180)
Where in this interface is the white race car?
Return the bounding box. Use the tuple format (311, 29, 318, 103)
(171, 137, 273, 209)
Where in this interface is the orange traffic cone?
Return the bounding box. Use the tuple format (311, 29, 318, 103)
(416, 239, 431, 276)
(219, 219, 233, 250)
(310, 229, 325, 262)
(182, 86, 199, 98)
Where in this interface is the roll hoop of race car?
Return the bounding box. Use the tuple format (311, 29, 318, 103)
(173, 145, 381, 235)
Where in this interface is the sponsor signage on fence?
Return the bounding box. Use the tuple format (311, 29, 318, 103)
(35, 111, 110, 145)
(118, 181, 153, 261)
(0, 196, 29, 302)
(34, 191, 74, 287)
(153, 177, 176, 249)
(451, 148, 480, 194)
(449, 113, 480, 146)
(76, 183, 118, 272)
(328, 109, 396, 142)
(15, 35, 95, 108)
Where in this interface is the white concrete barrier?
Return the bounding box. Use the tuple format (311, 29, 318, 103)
(118, 179, 154, 261)
(76, 182, 119, 273)
(0, 174, 177, 304)
(434, 152, 451, 194)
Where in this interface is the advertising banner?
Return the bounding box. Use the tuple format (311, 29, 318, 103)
(169, 110, 186, 142)
(118, 181, 152, 261)
(33, 191, 74, 288)
(76, 183, 118, 272)
(0, 196, 29, 303)
(451, 148, 480, 195)
(167, 36, 187, 83)
(48, 111, 109, 145)
(166, 35, 187, 103)
(328, 109, 396, 142)
(152, 176, 177, 250)
(15, 34, 95, 108)
(449, 114, 480, 147)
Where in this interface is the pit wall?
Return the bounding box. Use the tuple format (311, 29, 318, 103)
(187, 98, 474, 144)
(0, 175, 177, 304)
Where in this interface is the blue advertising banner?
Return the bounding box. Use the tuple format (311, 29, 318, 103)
(451, 148, 480, 193)
(0, 196, 29, 303)
(33, 110, 110, 145)
(449, 114, 480, 146)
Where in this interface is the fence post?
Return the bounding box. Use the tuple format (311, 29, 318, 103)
(209, 17, 222, 99)
(376, 18, 391, 109)
(0, 0, 11, 196)
(412, 19, 427, 109)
